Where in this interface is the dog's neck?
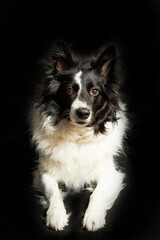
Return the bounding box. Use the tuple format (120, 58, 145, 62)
(53, 119, 98, 143)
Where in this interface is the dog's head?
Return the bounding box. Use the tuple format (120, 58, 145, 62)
(37, 41, 120, 134)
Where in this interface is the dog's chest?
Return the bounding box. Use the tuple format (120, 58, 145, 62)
(51, 137, 108, 165)
(40, 131, 118, 188)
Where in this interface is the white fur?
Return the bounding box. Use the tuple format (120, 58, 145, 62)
(31, 104, 128, 231)
(74, 70, 82, 90)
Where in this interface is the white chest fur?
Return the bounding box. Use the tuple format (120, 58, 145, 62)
(31, 108, 127, 190)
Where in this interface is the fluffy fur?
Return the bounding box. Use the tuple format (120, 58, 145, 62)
(29, 40, 128, 231)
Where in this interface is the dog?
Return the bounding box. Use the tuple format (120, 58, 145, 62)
(29, 40, 128, 231)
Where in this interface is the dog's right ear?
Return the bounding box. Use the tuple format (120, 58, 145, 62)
(52, 40, 73, 74)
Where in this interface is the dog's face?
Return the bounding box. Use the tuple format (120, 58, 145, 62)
(56, 69, 107, 127)
(38, 41, 120, 134)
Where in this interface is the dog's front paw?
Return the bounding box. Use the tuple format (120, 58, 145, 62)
(46, 206, 70, 231)
(83, 207, 106, 231)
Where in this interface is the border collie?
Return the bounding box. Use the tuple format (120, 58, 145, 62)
(29, 40, 128, 231)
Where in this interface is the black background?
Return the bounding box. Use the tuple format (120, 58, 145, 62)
(0, 0, 160, 239)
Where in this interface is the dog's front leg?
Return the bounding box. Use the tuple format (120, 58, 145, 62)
(83, 173, 124, 231)
(41, 172, 69, 231)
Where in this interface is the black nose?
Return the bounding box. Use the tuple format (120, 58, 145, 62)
(76, 108, 90, 120)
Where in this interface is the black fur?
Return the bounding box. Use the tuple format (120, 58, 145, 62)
(35, 41, 121, 134)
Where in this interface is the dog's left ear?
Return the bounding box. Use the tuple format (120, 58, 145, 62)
(52, 40, 73, 74)
(92, 46, 117, 78)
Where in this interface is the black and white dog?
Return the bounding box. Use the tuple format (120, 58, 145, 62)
(30, 41, 128, 231)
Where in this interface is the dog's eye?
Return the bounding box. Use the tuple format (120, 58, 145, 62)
(66, 87, 75, 95)
(89, 88, 99, 96)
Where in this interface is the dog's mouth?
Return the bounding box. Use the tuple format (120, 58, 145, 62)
(60, 113, 90, 126)
(70, 120, 90, 127)
(76, 121, 88, 125)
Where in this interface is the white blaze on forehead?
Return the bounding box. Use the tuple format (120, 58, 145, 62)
(74, 70, 82, 92)
(70, 70, 92, 123)
(73, 70, 86, 108)
(72, 71, 87, 110)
